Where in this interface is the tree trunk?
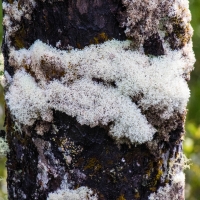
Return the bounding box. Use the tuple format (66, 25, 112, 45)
(2, 0, 195, 199)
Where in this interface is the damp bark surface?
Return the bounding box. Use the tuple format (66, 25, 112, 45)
(2, 0, 190, 200)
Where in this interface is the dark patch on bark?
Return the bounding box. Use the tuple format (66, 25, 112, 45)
(2, 38, 14, 77)
(92, 77, 117, 88)
(10, 0, 127, 50)
(143, 33, 164, 56)
(6, 115, 39, 199)
(142, 107, 185, 142)
(0, 130, 6, 138)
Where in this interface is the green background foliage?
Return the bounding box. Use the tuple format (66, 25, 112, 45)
(184, 1, 200, 199)
(0, 0, 199, 199)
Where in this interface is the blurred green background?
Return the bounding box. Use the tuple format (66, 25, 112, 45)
(185, 0, 200, 199)
(0, 0, 200, 199)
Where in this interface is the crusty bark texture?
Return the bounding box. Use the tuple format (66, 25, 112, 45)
(2, 0, 194, 199)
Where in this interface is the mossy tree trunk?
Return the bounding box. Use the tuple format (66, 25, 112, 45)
(2, 0, 192, 199)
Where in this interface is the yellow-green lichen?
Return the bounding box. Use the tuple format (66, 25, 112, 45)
(134, 192, 140, 199)
(84, 157, 102, 171)
(117, 194, 126, 200)
(13, 27, 26, 49)
(90, 32, 109, 45)
(7, 0, 14, 4)
(167, 17, 192, 49)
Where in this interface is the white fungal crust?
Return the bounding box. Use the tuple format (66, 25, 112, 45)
(5, 39, 195, 143)
(5, 68, 155, 144)
(47, 174, 98, 200)
(47, 187, 98, 200)
(121, 0, 193, 45)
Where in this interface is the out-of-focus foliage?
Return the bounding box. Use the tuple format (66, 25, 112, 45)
(0, 0, 199, 199)
(184, 0, 200, 200)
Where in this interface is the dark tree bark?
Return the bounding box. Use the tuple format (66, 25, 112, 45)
(2, 0, 194, 200)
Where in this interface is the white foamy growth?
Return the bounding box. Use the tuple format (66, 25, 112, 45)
(122, 0, 192, 43)
(2, 0, 36, 47)
(0, 138, 9, 157)
(6, 69, 155, 144)
(6, 39, 195, 143)
(47, 187, 98, 200)
(47, 174, 97, 200)
(148, 171, 185, 200)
